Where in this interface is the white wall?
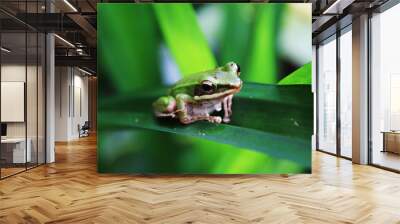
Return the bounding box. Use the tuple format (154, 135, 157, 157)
(55, 67, 89, 141)
(1, 65, 39, 138)
(72, 73, 89, 138)
(1, 65, 26, 134)
(55, 67, 70, 141)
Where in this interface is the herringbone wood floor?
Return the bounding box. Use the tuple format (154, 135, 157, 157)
(1, 135, 400, 224)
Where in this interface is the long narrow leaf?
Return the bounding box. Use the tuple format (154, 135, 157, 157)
(98, 4, 160, 93)
(244, 4, 284, 84)
(99, 83, 312, 169)
(153, 4, 217, 76)
(278, 62, 312, 85)
(219, 4, 253, 67)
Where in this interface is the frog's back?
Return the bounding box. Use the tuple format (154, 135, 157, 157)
(169, 69, 218, 96)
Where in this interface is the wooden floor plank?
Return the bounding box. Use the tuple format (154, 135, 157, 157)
(0, 135, 400, 223)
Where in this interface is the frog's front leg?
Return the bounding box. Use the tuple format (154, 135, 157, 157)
(222, 95, 234, 123)
(227, 95, 233, 116)
(153, 96, 177, 118)
(222, 97, 230, 123)
(176, 94, 221, 124)
(184, 114, 222, 124)
(175, 94, 194, 124)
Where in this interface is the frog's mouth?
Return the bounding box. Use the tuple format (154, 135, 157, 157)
(194, 83, 242, 100)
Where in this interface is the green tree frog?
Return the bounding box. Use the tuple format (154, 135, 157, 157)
(153, 62, 242, 124)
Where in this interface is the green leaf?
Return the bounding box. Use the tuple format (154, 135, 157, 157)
(152, 4, 250, 173)
(219, 4, 254, 67)
(99, 83, 312, 169)
(98, 4, 312, 174)
(278, 62, 312, 85)
(153, 4, 217, 76)
(98, 129, 303, 174)
(98, 4, 160, 93)
(244, 4, 284, 84)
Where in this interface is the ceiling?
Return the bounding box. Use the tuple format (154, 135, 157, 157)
(311, 0, 390, 43)
(0, 0, 394, 73)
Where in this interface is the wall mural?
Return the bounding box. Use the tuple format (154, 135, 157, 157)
(98, 3, 313, 174)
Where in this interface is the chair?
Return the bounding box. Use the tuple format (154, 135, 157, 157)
(78, 121, 90, 138)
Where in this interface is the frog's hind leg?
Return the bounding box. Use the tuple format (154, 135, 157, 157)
(153, 96, 177, 118)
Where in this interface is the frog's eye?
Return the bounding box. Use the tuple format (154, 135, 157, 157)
(201, 80, 214, 93)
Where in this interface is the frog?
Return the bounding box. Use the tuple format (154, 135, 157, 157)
(152, 62, 242, 124)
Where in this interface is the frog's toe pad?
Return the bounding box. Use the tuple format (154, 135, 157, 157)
(223, 117, 230, 123)
(155, 111, 175, 118)
(210, 116, 222, 124)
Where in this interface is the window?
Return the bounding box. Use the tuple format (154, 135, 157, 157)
(317, 36, 337, 154)
(370, 3, 400, 171)
(339, 29, 352, 158)
(0, 2, 46, 179)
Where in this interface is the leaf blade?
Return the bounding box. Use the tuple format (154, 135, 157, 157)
(153, 4, 217, 76)
(99, 83, 312, 170)
(278, 62, 312, 85)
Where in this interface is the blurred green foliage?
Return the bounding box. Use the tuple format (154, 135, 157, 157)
(245, 4, 284, 83)
(154, 4, 217, 75)
(219, 4, 253, 73)
(98, 4, 160, 93)
(98, 3, 312, 174)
